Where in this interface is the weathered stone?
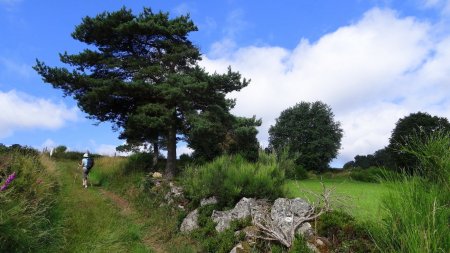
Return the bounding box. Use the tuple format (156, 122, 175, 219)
(229, 243, 244, 253)
(152, 172, 162, 178)
(229, 241, 251, 253)
(180, 209, 199, 233)
(307, 242, 321, 253)
(236, 225, 259, 245)
(315, 238, 325, 247)
(169, 182, 183, 197)
(200, 196, 218, 206)
(183, 196, 320, 250)
(164, 182, 185, 205)
(270, 198, 312, 237)
(297, 222, 314, 240)
(211, 197, 269, 232)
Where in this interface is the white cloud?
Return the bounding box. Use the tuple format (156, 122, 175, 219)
(201, 7, 450, 166)
(177, 144, 193, 157)
(95, 144, 128, 156)
(0, 90, 78, 138)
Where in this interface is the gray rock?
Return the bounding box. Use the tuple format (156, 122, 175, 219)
(211, 197, 269, 232)
(297, 222, 314, 239)
(307, 242, 321, 253)
(164, 182, 185, 205)
(180, 209, 199, 233)
(200, 196, 218, 206)
(169, 182, 184, 197)
(270, 198, 312, 237)
(229, 243, 244, 253)
(236, 225, 259, 243)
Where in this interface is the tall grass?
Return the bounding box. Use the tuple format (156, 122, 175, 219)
(402, 130, 450, 185)
(0, 149, 61, 252)
(373, 131, 450, 252)
(88, 156, 128, 187)
(182, 152, 285, 207)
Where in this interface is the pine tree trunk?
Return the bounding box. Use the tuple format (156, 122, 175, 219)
(165, 124, 177, 179)
(152, 141, 159, 170)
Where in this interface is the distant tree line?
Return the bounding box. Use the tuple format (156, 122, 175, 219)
(344, 112, 450, 172)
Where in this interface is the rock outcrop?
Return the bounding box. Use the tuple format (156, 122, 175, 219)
(180, 209, 199, 232)
(180, 196, 219, 233)
(180, 197, 322, 252)
(211, 197, 270, 232)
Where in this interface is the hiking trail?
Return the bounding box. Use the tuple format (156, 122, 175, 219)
(55, 160, 164, 253)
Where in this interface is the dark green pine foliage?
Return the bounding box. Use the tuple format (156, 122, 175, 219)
(268, 101, 343, 171)
(34, 7, 249, 178)
(188, 115, 261, 162)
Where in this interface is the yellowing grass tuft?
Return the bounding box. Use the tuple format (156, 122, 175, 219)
(40, 154, 58, 174)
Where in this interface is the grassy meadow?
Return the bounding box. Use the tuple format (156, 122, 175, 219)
(284, 178, 391, 222)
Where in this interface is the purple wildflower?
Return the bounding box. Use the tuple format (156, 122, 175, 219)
(0, 172, 16, 191)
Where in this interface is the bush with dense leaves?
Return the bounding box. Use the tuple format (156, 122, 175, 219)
(182, 152, 285, 207)
(121, 152, 166, 173)
(317, 210, 375, 252)
(277, 148, 309, 180)
(349, 167, 390, 183)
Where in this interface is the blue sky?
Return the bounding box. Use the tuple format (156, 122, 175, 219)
(1, 0, 450, 166)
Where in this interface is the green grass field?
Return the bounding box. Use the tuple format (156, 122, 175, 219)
(284, 178, 392, 222)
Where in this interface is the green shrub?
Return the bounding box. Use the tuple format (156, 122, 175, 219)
(278, 149, 308, 180)
(317, 210, 375, 252)
(350, 167, 389, 183)
(0, 150, 61, 252)
(182, 153, 285, 207)
(123, 152, 155, 172)
(50, 148, 100, 161)
(289, 234, 313, 253)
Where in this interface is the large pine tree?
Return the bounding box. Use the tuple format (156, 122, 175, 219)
(34, 7, 249, 178)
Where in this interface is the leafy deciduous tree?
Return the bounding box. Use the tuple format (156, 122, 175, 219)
(268, 101, 343, 171)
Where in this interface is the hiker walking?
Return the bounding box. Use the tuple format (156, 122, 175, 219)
(80, 152, 94, 188)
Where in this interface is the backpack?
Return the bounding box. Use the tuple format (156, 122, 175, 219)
(86, 157, 94, 170)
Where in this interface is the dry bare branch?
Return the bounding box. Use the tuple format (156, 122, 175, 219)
(251, 180, 335, 249)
